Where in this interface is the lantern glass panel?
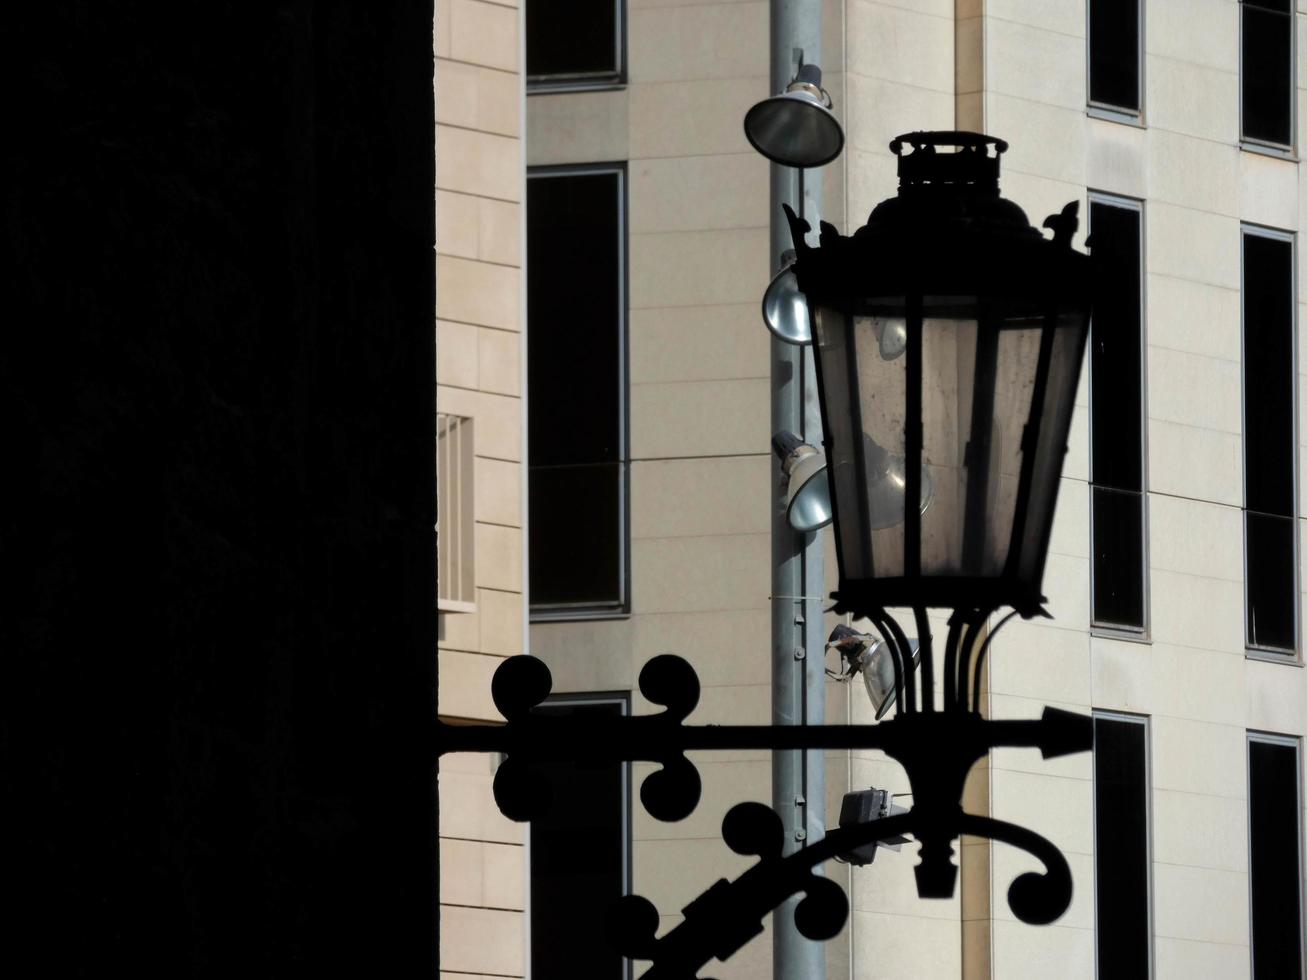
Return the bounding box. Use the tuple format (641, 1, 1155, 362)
(814, 301, 903, 580)
(852, 311, 907, 571)
(919, 304, 1007, 580)
(815, 293, 1089, 606)
(1010, 307, 1086, 585)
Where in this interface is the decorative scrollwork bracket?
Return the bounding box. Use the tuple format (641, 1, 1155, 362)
(436, 607, 1093, 979)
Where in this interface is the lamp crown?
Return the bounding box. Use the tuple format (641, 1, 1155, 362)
(890, 131, 1008, 195)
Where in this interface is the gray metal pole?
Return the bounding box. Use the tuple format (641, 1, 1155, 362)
(770, 0, 826, 976)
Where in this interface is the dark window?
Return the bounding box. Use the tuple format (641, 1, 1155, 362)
(1249, 735, 1304, 980)
(1094, 713, 1151, 979)
(1243, 229, 1296, 652)
(1090, 199, 1146, 630)
(527, 167, 627, 615)
(527, 0, 623, 87)
(1242, 0, 1294, 147)
(1089, 0, 1141, 112)
(530, 698, 629, 978)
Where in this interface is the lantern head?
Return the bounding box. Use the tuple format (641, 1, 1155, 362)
(786, 132, 1092, 618)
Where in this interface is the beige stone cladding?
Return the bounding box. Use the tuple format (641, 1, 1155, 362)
(973, 2, 1307, 978)
(436, 1, 528, 977)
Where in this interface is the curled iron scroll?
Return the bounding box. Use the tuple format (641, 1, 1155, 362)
(612, 799, 1074, 979)
(485, 652, 705, 823)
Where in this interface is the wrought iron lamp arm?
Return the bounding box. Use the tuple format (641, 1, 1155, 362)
(435, 650, 1091, 823)
(440, 636, 1093, 978)
(437, 706, 1090, 758)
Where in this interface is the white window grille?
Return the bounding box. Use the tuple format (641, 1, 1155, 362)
(437, 413, 475, 613)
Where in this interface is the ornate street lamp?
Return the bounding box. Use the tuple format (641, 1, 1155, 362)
(438, 131, 1095, 980)
(786, 131, 1091, 624)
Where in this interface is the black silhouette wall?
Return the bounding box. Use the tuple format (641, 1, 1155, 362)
(7, 4, 437, 974)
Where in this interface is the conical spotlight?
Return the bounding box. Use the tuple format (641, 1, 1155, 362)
(762, 250, 812, 345)
(861, 637, 921, 720)
(864, 436, 935, 531)
(743, 63, 845, 168)
(773, 430, 832, 532)
(872, 316, 908, 360)
(826, 624, 921, 720)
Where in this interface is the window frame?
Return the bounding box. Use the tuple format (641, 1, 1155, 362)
(1085, 0, 1146, 125)
(1240, 223, 1299, 660)
(526, 162, 631, 622)
(1246, 731, 1305, 980)
(436, 412, 477, 614)
(526, 0, 627, 94)
(527, 692, 633, 980)
(1239, 0, 1297, 156)
(1092, 710, 1154, 980)
(1088, 193, 1150, 640)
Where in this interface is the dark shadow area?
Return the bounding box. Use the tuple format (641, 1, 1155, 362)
(6, 5, 436, 974)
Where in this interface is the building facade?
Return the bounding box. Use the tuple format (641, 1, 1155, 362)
(437, 1, 1307, 977)
(435, 0, 530, 975)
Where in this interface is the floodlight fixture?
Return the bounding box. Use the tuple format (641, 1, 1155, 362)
(836, 786, 911, 865)
(743, 63, 845, 169)
(861, 637, 921, 720)
(762, 249, 812, 345)
(863, 436, 936, 532)
(827, 624, 921, 719)
(773, 430, 832, 532)
(872, 315, 908, 360)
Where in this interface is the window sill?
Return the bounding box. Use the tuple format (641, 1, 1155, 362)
(438, 598, 478, 615)
(1239, 140, 1297, 162)
(1087, 105, 1145, 128)
(528, 79, 627, 97)
(1246, 648, 1303, 666)
(1091, 625, 1151, 645)
(530, 607, 632, 624)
